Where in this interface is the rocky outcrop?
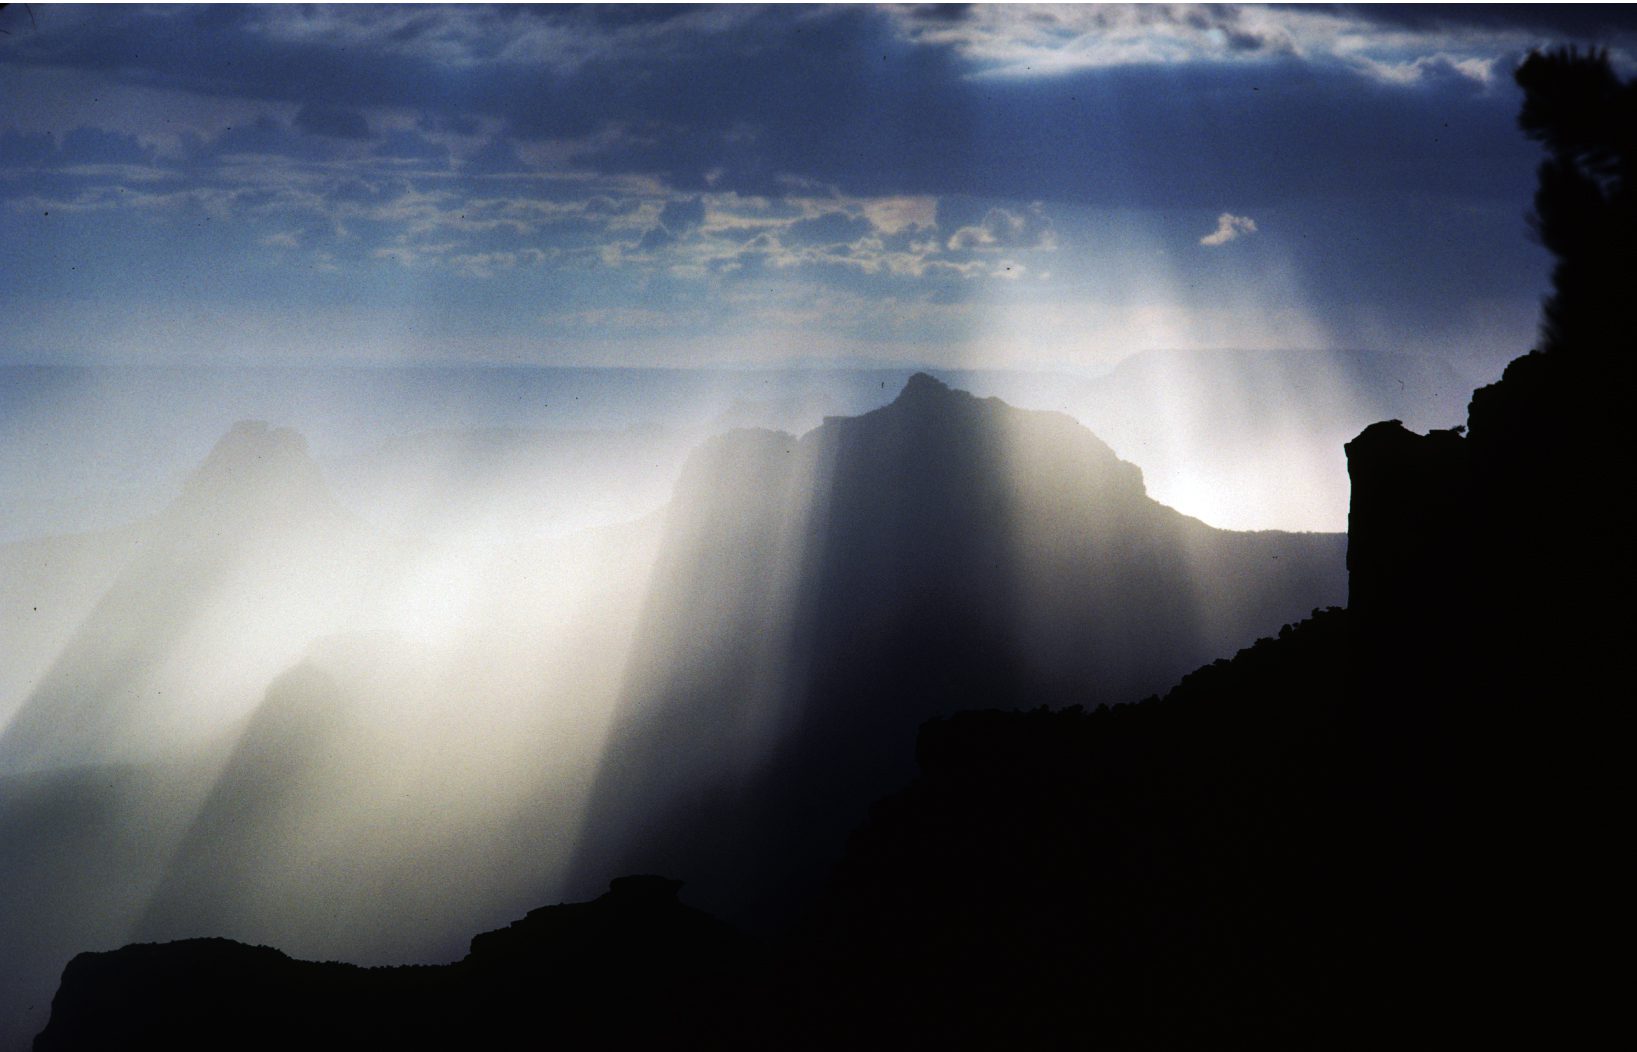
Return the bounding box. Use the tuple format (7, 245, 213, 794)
(35, 877, 756, 1052)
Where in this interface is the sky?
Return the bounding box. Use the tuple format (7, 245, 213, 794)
(3, 3, 1636, 373)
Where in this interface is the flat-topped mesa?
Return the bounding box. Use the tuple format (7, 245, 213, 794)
(33, 877, 749, 1052)
(1343, 420, 1471, 623)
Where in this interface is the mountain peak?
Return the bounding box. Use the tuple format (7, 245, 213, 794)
(896, 372, 952, 402)
(204, 419, 310, 464)
(171, 421, 341, 525)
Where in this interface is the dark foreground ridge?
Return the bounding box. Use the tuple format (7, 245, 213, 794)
(35, 876, 757, 1052)
(34, 48, 1635, 1049)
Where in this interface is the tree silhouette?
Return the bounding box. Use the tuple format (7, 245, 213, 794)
(1515, 48, 1637, 354)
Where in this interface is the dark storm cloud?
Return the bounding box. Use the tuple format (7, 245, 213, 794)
(294, 103, 371, 140)
(416, 111, 482, 137)
(590, 59, 1530, 210)
(0, 4, 1574, 366)
(373, 129, 451, 165)
(0, 127, 156, 173)
(0, 129, 56, 167)
(1313, 4, 1637, 42)
(0, 6, 1542, 210)
(191, 113, 342, 164)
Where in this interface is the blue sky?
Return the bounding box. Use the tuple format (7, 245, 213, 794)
(3, 3, 1634, 372)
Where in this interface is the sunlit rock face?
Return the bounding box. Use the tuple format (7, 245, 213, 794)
(572, 374, 1348, 925)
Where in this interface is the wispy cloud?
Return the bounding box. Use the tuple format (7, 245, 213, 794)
(886, 3, 1600, 86)
(946, 205, 1057, 252)
(1200, 213, 1257, 247)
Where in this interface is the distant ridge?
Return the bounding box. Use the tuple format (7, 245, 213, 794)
(172, 421, 342, 525)
(0, 420, 364, 772)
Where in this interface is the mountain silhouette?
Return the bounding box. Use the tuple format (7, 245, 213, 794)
(27, 47, 1636, 1050)
(0, 422, 367, 773)
(0, 419, 664, 1045)
(569, 374, 1346, 923)
(171, 422, 346, 526)
(35, 876, 754, 1052)
(793, 47, 1637, 1049)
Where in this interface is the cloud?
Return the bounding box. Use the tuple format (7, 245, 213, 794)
(656, 196, 706, 233)
(1199, 213, 1257, 246)
(633, 195, 707, 252)
(2, 4, 1544, 212)
(293, 103, 371, 140)
(888, 4, 1299, 76)
(373, 129, 452, 165)
(945, 204, 1056, 252)
(0, 1, 1564, 371)
(885, 4, 1635, 84)
(783, 211, 875, 247)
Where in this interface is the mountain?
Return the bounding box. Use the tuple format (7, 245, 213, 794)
(956, 347, 1477, 532)
(0, 421, 350, 748)
(0, 422, 371, 773)
(29, 49, 1634, 1050)
(0, 420, 660, 1047)
(802, 334, 1633, 1046)
(0, 756, 223, 1052)
(131, 509, 659, 967)
(35, 877, 754, 1052)
(797, 51, 1637, 1047)
(0, 525, 148, 730)
(569, 374, 1347, 923)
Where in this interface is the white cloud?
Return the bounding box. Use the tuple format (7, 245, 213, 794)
(889, 4, 1298, 77)
(859, 195, 939, 235)
(242, 4, 776, 77)
(1199, 213, 1257, 247)
(946, 205, 1057, 252)
(888, 4, 1542, 88)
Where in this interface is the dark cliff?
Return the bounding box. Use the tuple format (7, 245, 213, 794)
(34, 877, 755, 1052)
(799, 47, 1634, 1049)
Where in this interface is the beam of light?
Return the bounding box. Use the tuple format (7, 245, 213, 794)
(561, 403, 844, 903)
(0, 382, 691, 990)
(112, 455, 673, 964)
(952, 205, 1430, 534)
